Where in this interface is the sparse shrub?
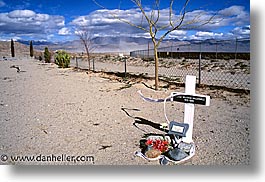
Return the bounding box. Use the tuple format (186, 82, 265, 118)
(234, 62, 248, 69)
(55, 50, 70, 68)
(104, 54, 110, 59)
(39, 55, 43, 61)
(142, 58, 154, 62)
(210, 59, 218, 63)
(44, 47, 51, 63)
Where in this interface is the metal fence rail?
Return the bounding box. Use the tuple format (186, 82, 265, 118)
(130, 38, 250, 59)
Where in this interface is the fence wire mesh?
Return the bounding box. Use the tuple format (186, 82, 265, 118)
(130, 38, 250, 90)
(71, 38, 250, 90)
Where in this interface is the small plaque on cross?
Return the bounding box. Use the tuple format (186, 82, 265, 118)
(173, 75, 210, 143)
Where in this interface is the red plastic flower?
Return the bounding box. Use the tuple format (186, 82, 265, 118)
(145, 139, 153, 146)
(145, 138, 169, 153)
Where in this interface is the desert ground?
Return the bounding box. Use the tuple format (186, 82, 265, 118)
(72, 54, 250, 90)
(0, 58, 250, 165)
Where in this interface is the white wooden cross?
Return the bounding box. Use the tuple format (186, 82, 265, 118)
(170, 75, 210, 143)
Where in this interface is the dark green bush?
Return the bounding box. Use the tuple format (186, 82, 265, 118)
(30, 41, 34, 57)
(55, 50, 70, 68)
(11, 39, 15, 57)
(44, 47, 51, 63)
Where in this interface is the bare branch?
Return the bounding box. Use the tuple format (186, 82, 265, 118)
(169, 0, 174, 27)
(180, 13, 219, 30)
(153, 0, 160, 25)
(131, 0, 157, 37)
(131, 0, 151, 24)
(92, 0, 149, 32)
(92, 0, 222, 89)
(157, 0, 189, 32)
(150, 0, 160, 25)
(76, 28, 95, 70)
(171, 0, 189, 29)
(76, 29, 95, 52)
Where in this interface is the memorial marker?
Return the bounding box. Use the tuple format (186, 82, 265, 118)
(170, 75, 210, 143)
(136, 75, 211, 164)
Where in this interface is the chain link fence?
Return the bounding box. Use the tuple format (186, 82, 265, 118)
(70, 38, 250, 91)
(130, 38, 250, 90)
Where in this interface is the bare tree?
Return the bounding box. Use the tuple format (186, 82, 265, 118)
(93, 0, 218, 89)
(76, 28, 94, 70)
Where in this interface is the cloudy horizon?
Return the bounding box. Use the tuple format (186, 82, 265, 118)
(0, 0, 250, 42)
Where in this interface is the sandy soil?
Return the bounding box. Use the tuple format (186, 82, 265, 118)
(72, 56, 250, 90)
(0, 58, 250, 165)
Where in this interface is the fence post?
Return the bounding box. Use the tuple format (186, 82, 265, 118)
(198, 42, 202, 86)
(235, 38, 238, 61)
(188, 44, 191, 60)
(215, 41, 218, 61)
(198, 53, 201, 86)
(75, 57, 78, 68)
(92, 59, 95, 71)
(148, 42, 150, 59)
(171, 44, 173, 58)
(124, 57, 127, 78)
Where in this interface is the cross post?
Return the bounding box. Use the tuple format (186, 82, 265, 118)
(170, 75, 210, 143)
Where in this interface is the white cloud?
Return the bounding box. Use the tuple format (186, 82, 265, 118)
(231, 25, 250, 38)
(8, 9, 36, 18)
(181, 5, 249, 31)
(0, 36, 21, 41)
(58, 27, 71, 35)
(219, 5, 245, 16)
(196, 31, 223, 38)
(168, 30, 187, 39)
(0, 4, 249, 42)
(47, 34, 55, 40)
(0, 9, 65, 38)
(71, 9, 143, 28)
(71, 5, 249, 40)
(189, 31, 224, 40)
(71, 8, 184, 37)
(212, 6, 249, 28)
(35, 14, 49, 22)
(71, 16, 90, 27)
(187, 24, 250, 40)
(133, 32, 151, 39)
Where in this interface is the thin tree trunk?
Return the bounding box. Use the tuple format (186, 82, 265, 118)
(87, 55, 90, 71)
(85, 46, 90, 70)
(152, 38, 159, 90)
(154, 47, 159, 90)
(92, 0, 217, 91)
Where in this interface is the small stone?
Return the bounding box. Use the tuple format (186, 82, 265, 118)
(145, 149, 161, 159)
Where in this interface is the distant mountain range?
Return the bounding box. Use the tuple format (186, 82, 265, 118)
(16, 36, 250, 54)
(17, 37, 153, 53)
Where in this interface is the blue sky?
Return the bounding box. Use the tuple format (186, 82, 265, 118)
(0, 0, 250, 42)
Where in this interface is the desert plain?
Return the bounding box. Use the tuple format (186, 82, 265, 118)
(0, 56, 250, 165)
